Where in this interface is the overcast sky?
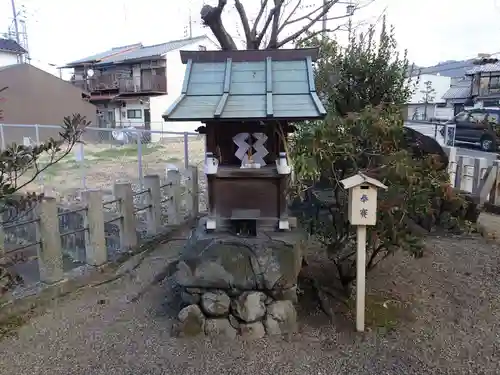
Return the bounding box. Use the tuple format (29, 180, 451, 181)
(1, 0, 499, 77)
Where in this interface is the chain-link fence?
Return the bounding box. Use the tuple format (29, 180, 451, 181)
(0, 124, 206, 202)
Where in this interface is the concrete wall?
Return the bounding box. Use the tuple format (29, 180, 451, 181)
(0, 64, 98, 145)
(408, 74, 451, 104)
(406, 103, 438, 121)
(0, 51, 18, 67)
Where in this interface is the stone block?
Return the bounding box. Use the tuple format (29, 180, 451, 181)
(231, 291, 266, 323)
(201, 291, 231, 317)
(264, 300, 298, 336)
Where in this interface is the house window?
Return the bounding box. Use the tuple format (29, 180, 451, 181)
(471, 74, 480, 96)
(489, 76, 500, 93)
(127, 109, 142, 119)
(483, 100, 499, 107)
(198, 45, 207, 51)
(480, 76, 489, 96)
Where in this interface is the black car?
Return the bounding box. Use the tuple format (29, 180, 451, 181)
(442, 109, 500, 152)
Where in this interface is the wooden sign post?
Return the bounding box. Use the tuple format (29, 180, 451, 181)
(341, 173, 387, 332)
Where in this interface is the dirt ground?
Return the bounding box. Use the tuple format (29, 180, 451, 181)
(21, 136, 206, 195)
(1, 214, 499, 375)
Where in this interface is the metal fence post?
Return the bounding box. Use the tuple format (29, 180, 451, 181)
(75, 142, 86, 190)
(183, 132, 189, 169)
(82, 189, 107, 266)
(33, 124, 46, 187)
(0, 123, 5, 149)
(137, 129, 144, 190)
(37, 197, 64, 284)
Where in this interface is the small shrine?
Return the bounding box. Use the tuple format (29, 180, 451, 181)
(163, 48, 327, 339)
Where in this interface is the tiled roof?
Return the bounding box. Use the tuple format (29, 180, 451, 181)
(465, 62, 500, 75)
(64, 36, 209, 67)
(0, 38, 26, 54)
(442, 86, 470, 99)
(164, 49, 326, 121)
(96, 35, 208, 65)
(64, 44, 143, 67)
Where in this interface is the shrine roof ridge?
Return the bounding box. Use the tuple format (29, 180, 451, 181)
(163, 47, 326, 122)
(179, 48, 320, 64)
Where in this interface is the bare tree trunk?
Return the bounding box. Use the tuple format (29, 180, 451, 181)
(201, 0, 367, 51)
(200, 1, 238, 50)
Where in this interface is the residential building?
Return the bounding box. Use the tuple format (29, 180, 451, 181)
(439, 55, 500, 113)
(405, 74, 451, 121)
(62, 35, 219, 141)
(0, 38, 26, 66)
(464, 61, 500, 108)
(0, 64, 97, 144)
(441, 78, 472, 115)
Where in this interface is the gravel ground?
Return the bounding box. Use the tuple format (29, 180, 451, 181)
(1, 228, 499, 374)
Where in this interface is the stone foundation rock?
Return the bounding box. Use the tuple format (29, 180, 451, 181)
(171, 218, 305, 339)
(173, 289, 299, 339)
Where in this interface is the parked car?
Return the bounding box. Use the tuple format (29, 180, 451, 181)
(440, 109, 500, 152)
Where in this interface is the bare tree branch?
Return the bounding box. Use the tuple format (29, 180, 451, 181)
(322, 0, 375, 21)
(275, 0, 340, 48)
(280, 0, 339, 30)
(250, 0, 269, 40)
(267, 0, 285, 49)
(297, 26, 342, 44)
(201, 0, 375, 50)
(255, 4, 279, 48)
(234, 0, 253, 48)
(277, 0, 303, 34)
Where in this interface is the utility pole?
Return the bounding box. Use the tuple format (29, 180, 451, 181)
(10, 0, 22, 63)
(189, 11, 193, 38)
(10, 0, 20, 44)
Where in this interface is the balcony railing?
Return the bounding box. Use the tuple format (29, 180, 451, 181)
(71, 74, 166, 94)
(119, 75, 167, 93)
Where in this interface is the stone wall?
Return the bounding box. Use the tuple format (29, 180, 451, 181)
(171, 217, 305, 339)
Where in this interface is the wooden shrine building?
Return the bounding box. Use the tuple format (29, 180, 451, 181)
(163, 48, 326, 234)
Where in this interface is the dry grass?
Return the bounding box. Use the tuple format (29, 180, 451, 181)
(21, 136, 206, 195)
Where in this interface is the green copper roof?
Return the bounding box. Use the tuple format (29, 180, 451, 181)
(163, 49, 326, 122)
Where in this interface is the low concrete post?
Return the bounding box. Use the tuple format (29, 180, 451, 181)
(114, 182, 138, 250)
(166, 169, 181, 225)
(144, 174, 162, 235)
(489, 160, 500, 205)
(186, 165, 199, 219)
(37, 197, 64, 284)
(82, 189, 107, 266)
(443, 146, 457, 187)
(456, 156, 474, 193)
(473, 157, 488, 194)
(0, 223, 4, 258)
